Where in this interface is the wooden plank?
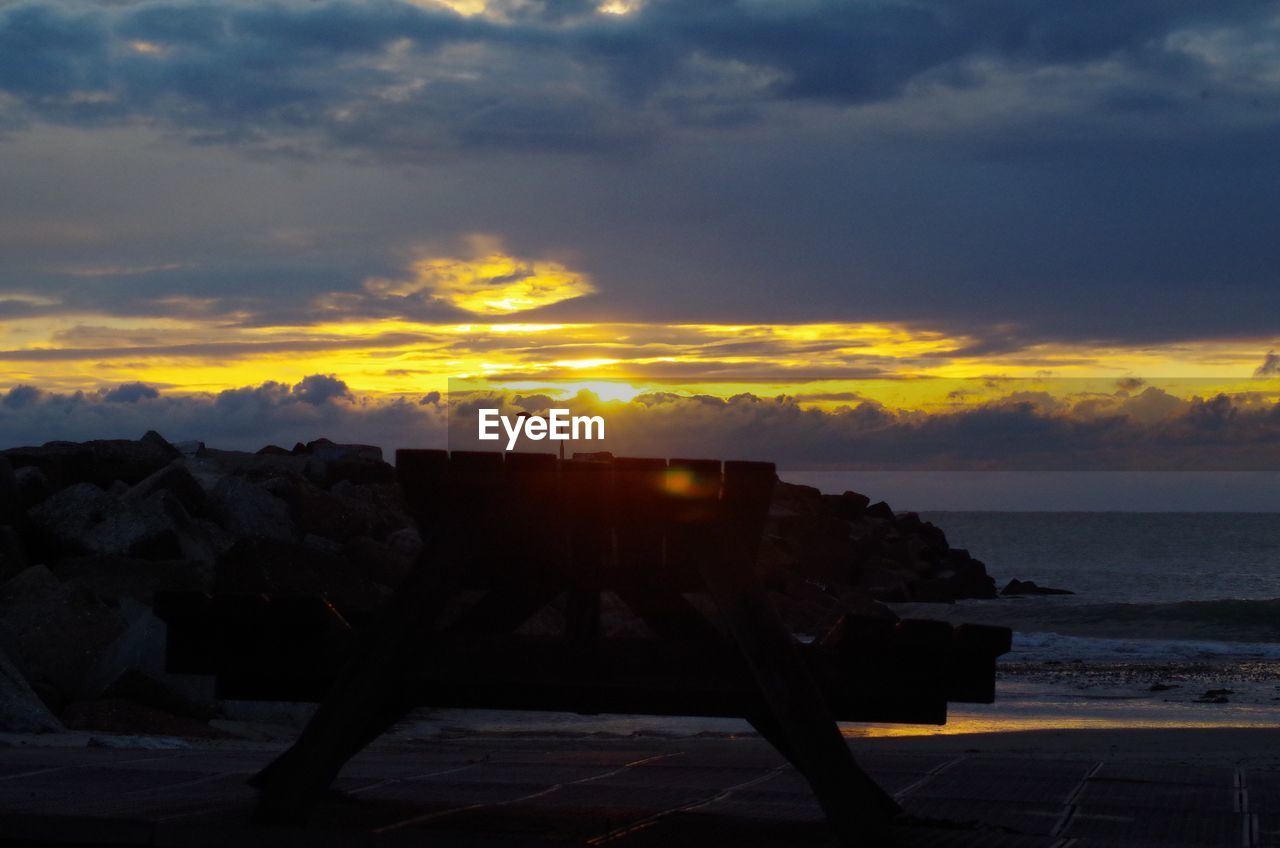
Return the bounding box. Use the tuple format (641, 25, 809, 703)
(562, 458, 611, 649)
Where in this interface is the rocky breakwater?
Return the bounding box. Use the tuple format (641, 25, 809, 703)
(0, 439, 1000, 735)
(0, 433, 419, 735)
(761, 482, 998, 635)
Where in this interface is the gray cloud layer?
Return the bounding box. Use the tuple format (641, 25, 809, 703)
(2, 1, 1279, 346)
(2, 1, 1274, 156)
(5, 376, 1278, 472)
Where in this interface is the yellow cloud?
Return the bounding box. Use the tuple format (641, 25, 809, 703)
(367, 244, 595, 315)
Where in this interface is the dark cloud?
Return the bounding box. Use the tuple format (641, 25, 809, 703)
(1256, 351, 1280, 377)
(1, 0, 1274, 159)
(292, 373, 352, 405)
(0, 377, 447, 451)
(446, 382, 1280, 470)
(2, 384, 41, 409)
(101, 381, 159, 403)
(3, 376, 1280, 471)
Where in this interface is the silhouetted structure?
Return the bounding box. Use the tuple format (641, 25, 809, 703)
(157, 450, 1011, 845)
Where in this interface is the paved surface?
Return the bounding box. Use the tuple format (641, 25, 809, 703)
(0, 736, 1275, 846)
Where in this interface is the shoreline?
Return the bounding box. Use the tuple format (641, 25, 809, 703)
(6, 724, 1280, 769)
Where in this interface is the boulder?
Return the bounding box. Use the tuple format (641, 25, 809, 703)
(865, 501, 895, 521)
(0, 565, 128, 704)
(304, 443, 396, 488)
(822, 490, 870, 521)
(268, 477, 380, 543)
(0, 525, 27, 585)
(329, 480, 412, 537)
(2, 436, 179, 491)
(0, 457, 15, 520)
(25, 483, 116, 554)
(195, 448, 310, 483)
(302, 439, 383, 464)
(385, 526, 423, 559)
(50, 555, 211, 604)
(124, 462, 208, 516)
(12, 464, 52, 509)
(0, 644, 62, 733)
(28, 484, 207, 560)
(100, 668, 215, 721)
(1001, 578, 1073, 596)
(1, 442, 94, 491)
(208, 477, 295, 543)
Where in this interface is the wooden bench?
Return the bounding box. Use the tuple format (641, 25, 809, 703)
(156, 450, 1011, 845)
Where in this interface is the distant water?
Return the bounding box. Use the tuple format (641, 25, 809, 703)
(883, 512, 1280, 650)
(923, 512, 1280, 604)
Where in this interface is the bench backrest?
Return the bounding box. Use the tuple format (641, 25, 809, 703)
(395, 450, 776, 594)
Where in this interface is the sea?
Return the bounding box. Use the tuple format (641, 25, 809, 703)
(875, 511, 1280, 735)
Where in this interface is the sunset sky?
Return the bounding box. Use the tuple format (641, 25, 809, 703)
(2, 0, 1279, 477)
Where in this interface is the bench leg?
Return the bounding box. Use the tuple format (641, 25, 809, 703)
(699, 562, 899, 845)
(252, 568, 451, 822)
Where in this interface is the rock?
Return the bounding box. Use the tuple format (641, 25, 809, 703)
(124, 462, 208, 516)
(270, 477, 379, 543)
(173, 440, 204, 457)
(50, 555, 211, 604)
(0, 644, 62, 733)
(195, 448, 310, 483)
(0, 565, 128, 703)
(305, 444, 396, 488)
(822, 490, 870, 521)
(1, 442, 93, 491)
(140, 430, 177, 453)
(926, 551, 997, 600)
(302, 439, 383, 464)
(26, 483, 116, 554)
(854, 563, 910, 602)
(256, 444, 292, 456)
(101, 668, 215, 721)
(208, 477, 295, 542)
(1001, 578, 1074, 596)
(28, 484, 206, 560)
(386, 526, 423, 558)
(0, 525, 27, 585)
(330, 480, 412, 537)
(2, 437, 178, 490)
(864, 501, 895, 521)
(0, 457, 15, 520)
(12, 465, 51, 509)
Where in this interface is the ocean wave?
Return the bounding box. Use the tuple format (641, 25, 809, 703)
(893, 597, 1280, 644)
(1008, 630, 1280, 663)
